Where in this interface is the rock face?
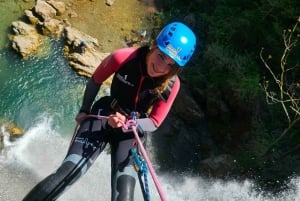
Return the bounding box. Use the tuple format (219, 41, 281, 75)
(9, 0, 110, 77)
(173, 84, 204, 124)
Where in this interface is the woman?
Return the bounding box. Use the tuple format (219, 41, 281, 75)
(23, 21, 196, 201)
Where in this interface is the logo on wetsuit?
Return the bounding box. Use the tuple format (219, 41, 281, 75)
(75, 137, 97, 150)
(116, 73, 134, 87)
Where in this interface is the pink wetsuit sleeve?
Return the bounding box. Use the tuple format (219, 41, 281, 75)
(149, 76, 180, 127)
(93, 48, 137, 83)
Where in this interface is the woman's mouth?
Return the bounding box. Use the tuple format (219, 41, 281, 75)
(152, 64, 164, 74)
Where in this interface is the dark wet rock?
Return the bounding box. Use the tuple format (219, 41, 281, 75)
(198, 154, 238, 177)
(173, 84, 205, 124)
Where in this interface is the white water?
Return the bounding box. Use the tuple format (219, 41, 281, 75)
(0, 116, 300, 201)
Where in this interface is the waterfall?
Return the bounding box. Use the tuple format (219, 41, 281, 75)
(0, 115, 299, 201)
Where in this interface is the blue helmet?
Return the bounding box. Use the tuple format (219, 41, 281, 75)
(156, 22, 196, 67)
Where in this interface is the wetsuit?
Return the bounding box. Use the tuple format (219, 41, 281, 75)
(22, 46, 180, 201)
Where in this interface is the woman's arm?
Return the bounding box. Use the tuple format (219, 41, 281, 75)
(77, 48, 138, 119)
(137, 76, 180, 132)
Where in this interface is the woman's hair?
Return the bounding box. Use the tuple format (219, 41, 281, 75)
(148, 44, 182, 94)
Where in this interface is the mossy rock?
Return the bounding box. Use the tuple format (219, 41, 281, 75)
(8, 126, 24, 136)
(0, 121, 24, 142)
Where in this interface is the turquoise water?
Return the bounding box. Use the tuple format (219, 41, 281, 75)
(0, 39, 86, 134)
(0, 0, 86, 134)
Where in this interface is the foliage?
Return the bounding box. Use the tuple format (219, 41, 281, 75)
(203, 43, 261, 100)
(159, 0, 300, 192)
(260, 17, 300, 155)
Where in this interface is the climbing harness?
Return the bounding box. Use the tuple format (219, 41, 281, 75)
(86, 113, 168, 201)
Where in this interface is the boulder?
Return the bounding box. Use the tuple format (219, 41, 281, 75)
(68, 51, 110, 77)
(0, 122, 24, 140)
(10, 0, 66, 58)
(34, 0, 57, 21)
(42, 18, 66, 38)
(63, 26, 110, 76)
(0, 122, 24, 151)
(7, 126, 24, 136)
(24, 9, 40, 25)
(10, 21, 42, 58)
(46, 0, 66, 16)
(64, 26, 99, 49)
(11, 21, 36, 35)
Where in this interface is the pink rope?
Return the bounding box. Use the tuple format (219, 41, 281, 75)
(131, 124, 168, 201)
(85, 115, 168, 201)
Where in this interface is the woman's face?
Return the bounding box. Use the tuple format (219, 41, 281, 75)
(146, 47, 176, 77)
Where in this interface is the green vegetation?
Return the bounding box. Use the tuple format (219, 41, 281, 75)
(158, 0, 300, 192)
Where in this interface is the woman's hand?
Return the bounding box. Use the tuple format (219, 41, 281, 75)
(108, 112, 126, 128)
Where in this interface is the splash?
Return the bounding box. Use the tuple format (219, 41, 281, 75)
(0, 126, 17, 164)
(155, 173, 300, 201)
(0, 116, 299, 201)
